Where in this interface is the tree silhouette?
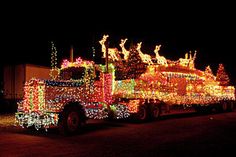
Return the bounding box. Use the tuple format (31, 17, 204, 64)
(114, 45, 147, 80)
(126, 46, 147, 79)
(216, 63, 230, 86)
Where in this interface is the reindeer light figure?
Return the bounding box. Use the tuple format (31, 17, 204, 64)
(154, 44, 167, 65)
(179, 52, 190, 67)
(136, 42, 153, 65)
(188, 50, 197, 69)
(99, 35, 109, 58)
(108, 48, 119, 61)
(99, 34, 119, 61)
(179, 50, 197, 69)
(119, 38, 129, 60)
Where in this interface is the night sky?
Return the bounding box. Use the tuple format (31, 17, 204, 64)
(1, 2, 236, 85)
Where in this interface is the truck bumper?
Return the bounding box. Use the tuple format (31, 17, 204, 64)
(15, 111, 59, 131)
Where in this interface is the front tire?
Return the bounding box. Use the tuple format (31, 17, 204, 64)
(58, 105, 85, 135)
(67, 111, 80, 132)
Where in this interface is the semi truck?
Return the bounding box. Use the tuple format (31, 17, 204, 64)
(15, 35, 235, 134)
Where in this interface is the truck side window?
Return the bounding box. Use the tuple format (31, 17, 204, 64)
(60, 67, 85, 80)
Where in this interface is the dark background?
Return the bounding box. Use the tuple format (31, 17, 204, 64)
(1, 2, 235, 85)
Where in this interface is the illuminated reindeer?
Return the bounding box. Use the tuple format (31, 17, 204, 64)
(179, 52, 190, 67)
(179, 50, 197, 69)
(136, 42, 153, 65)
(188, 50, 197, 69)
(99, 34, 109, 58)
(119, 38, 129, 60)
(99, 35, 119, 61)
(154, 45, 167, 65)
(108, 48, 119, 61)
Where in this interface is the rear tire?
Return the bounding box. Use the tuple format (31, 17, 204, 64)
(151, 105, 161, 119)
(136, 105, 147, 121)
(222, 101, 228, 112)
(227, 101, 234, 112)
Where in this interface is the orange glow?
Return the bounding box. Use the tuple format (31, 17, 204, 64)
(128, 100, 140, 113)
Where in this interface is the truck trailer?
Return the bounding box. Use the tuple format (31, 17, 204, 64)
(15, 35, 235, 134)
(1, 64, 51, 112)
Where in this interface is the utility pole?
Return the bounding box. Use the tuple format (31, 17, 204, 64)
(70, 45, 74, 62)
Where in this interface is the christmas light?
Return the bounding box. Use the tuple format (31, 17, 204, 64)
(136, 42, 153, 65)
(119, 38, 129, 60)
(99, 34, 109, 58)
(99, 35, 120, 61)
(50, 41, 60, 79)
(154, 45, 167, 65)
(15, 58, 127, 130)
(216, 63, 230, 86)
(50, 41, 58, 69)
(15, 35, 235, 131)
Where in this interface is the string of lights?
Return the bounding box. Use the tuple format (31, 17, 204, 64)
(15, 35, 235, 131)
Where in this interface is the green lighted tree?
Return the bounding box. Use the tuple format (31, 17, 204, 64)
(114, 45, 147, 80)
(126, 45, 147, 79)
(216, 63, 230, 86)
(50, 41, 59, 79)
(51, 41, 58, 69)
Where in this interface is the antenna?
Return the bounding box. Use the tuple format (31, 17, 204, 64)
(92, 46, 95, 61)
(50, 41, 58, 69)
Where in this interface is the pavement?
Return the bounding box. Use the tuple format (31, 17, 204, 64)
(1, 111, 236, 157)
(0, 113, 22, 132)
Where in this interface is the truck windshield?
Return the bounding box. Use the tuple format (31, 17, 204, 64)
(60, 67, 85, 80)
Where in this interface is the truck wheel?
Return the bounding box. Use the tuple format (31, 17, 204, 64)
(194, 105, 210, 113)
(222, 102, 228, 112)
(136, 105, 147, 121)
(227, 101, 234, 112)
(58, 105, 84, 135)
(152, 105, 160, 119)
(67, 111, 80, 132)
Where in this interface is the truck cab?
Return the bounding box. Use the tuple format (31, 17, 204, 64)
(15, 57, 129, 134)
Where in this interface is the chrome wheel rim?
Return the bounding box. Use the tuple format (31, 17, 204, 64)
(153, 107, 160, 118)
(67, 111, 79, 132)
(138, 107, 146, 120)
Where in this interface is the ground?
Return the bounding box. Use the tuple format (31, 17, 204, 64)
(1, 111, 236, 157)
(0, 113, 17, 131)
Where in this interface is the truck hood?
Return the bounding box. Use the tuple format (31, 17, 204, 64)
(19, 78, 85, 113)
